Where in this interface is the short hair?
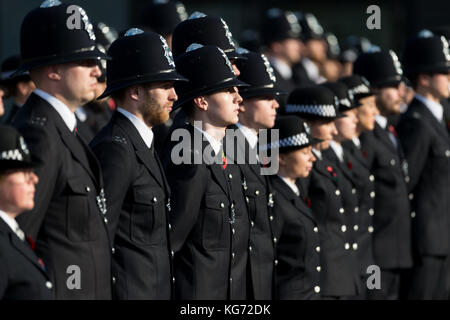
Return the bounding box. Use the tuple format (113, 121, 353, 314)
(110, 88, 128, 106)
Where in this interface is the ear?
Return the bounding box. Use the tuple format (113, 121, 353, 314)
(278, 152, 287, 166)
(417, 74, 431, 87)
(193, 96, 208, 111)
(128, 85, 141, 102)
(47, 65, 61, 81)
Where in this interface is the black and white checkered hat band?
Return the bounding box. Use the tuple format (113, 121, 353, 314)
(349, 84, 370, 95)
(340, 98, 352, 107)
(262, 132, 310, 150)
(285, 104, 336, 117)
(1, 149, 24, 161)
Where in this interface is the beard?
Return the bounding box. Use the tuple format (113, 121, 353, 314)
(139, 90, 171, 127)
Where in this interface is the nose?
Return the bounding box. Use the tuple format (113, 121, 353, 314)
(273, 99, 280, 109)
(169, 87, 178, 101)
(91, 64, 102, 78)
(330, 121, 338, 136)
(232, 63, 240, 77)
(31, 172, 39, 185)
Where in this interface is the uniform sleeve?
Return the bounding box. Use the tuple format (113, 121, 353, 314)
(91, 140, 132, 237)
(396, 116, 430, 191)
(165, 161, 207, 252)
(15, 125, 59, 238)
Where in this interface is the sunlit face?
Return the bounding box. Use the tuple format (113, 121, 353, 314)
(279, 145, 316, 178)
(203, 86, 242, 127)
(374, 85, 403, 115)
(138, 81, 178, 127)
(308, 119, 337, 150)
(334, 109, 358, 141)
(0, 169, 39, 215)
(58, 60, 102, 106)
(229, 59, 241, 77)
(355, 95, 378, 133)
(429, 73, 450, 99)
(0, 88, 4, 116)
(239, 96, 279, 129)
(305, 38, 327, 63)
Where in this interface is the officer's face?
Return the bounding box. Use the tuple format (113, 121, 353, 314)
(374, 86, 403, 115)
(429, 73, 450, 99)
(334, 109, 358, 142)
(0, 169, 38, 215)
(58, 60, 102, 108)
(356, 95, 378, 133)
(309, 119, 337, 150)
(229, 60, 241, 77)
(239, 96, 279, 129)
(305, 39, 327, 63)
(0, 88, 4, 116)
(139, 81, 178, 127)
(203, 86, 242, 127)
(279, 146, 316, 178)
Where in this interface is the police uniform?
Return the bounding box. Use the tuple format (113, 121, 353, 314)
(267, 116, 322, 300)
(0, 125, 52, 300)
(283, 86, 360, 298)
(90, 29, 187, 299)
(397, 31, 450, 299)
(12, 1, 112, 299)
(352, 52, 415, 299)
(164, 45, 249, 300)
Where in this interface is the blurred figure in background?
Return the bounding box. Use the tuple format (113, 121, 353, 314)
(321, 33, 343, 82)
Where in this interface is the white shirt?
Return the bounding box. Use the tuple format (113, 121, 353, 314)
(193, 125, 222, 156)
(414, 94, 444, 122)
(270, 57, 292, 80)
(117, 107, 154, 149)
(236, 123, 258, 149)
(301, 57, 327, 84)
(375, 114, 397, 148)
(279, 175, 300, 196)
(352, 136, 362, 149)
(0, 210, 23, 240)
(75, 106, 88, 122)
(34, 88, 77, 132)
(312, 148, 322, 160)
(329, 140, 344, 162)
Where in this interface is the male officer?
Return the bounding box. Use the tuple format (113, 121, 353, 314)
(397, 31, 450, 299)
(0, 55, 35, 123)
(12, 1, 112, 299)
(165, 44, 249, 299)
(90, 28, 187, 300)
(227, 48, 285, 299)
(353, 50, 413, 299)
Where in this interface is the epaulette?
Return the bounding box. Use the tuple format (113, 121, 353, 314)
(29, 115, 47, 127)
(112, 135, 127, 144)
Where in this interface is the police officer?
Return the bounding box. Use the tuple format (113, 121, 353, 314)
(267, 116, 322, 300)
(0, 125, 52, 300)
(352, 51, 413, 299)
(90, 29, 187, 300)
(397, 30, 450, 299)
(226, 48, 285, 299)
(322, 80, 376, 299)
(12, 1, 112, 299)
(164, 44, 249, 300)
(0, 55, 35, 124)
(283, 85, 360, 299)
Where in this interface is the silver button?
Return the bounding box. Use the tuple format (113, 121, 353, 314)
(345, 243, 350, 250)
(411, 211, 416, 218)
(273, 237, 278, 244)
(445, 150, 450, 157)
(369, 208, 374, 216)
(369, 175, 374, 182)
(112, 276, 116, 284)
(250, 221, 254, 228)
(352, 243, 358, 250)
(405, 176, 410, 183)
(172, 277, 176, 283)
(274, 259, 278, 266)
(232, 252, 235, 259)
(228, 173, 233, 179)
(341, 225, 347, 232)
(249, 246, 252, 252)
(229, 278, 233, 283)
(112, 247, 115, 254)
(104, 217, 108, 224)
(232, 228, 235, 235)
(255, 190, 260, 196)
(352, 188, 356, 195)
(314, 286, 321, 293)
(368, 226, 374, 233)
(354, 207, 359, 213)
(390, 159, 396, 166)
(315, 246, 320, 253)
(45, 281, 53, 289)
(408, 193, 414, 200)
(171, 250, 174, 258)
(85, 186, 90, 192)
(353, 225, 359, 231)
(245, 196, 249, 203)
(316, 266, 321, 272)
(339, 208, 345, 214)
(152, 197, 157, 203)
(370, 191, 376, 198)
(270, 215, 274, 221)
(313, 227, 319, 233)
(220, 202, 225, 208)
(168, 223, 172, 230)
(335, 190, 341, 196)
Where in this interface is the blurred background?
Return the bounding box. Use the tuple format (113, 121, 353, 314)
(1, 0, 450, 61)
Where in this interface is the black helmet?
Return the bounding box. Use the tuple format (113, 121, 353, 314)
(297, 12, 325, 41)
(141, 0, 188, 36)
(98, 28, 187, 99)
(321, 81, 356, 112)
(15, 0, 109, 75)
(1, 55, 31, 87)
(261, 8, 302, 46)
(339, 75, 374, 106)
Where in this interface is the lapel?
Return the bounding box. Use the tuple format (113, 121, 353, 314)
(373, 122, 397, 154)
(411, 98, 450, 145)
(272, 175, 316, 222)
(114, 112, 165, 189)
(323, 148, 354, 185)
(313, 156, 339, 187)
(0, 219, 47, 277)
(344, 140, 370, 170)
